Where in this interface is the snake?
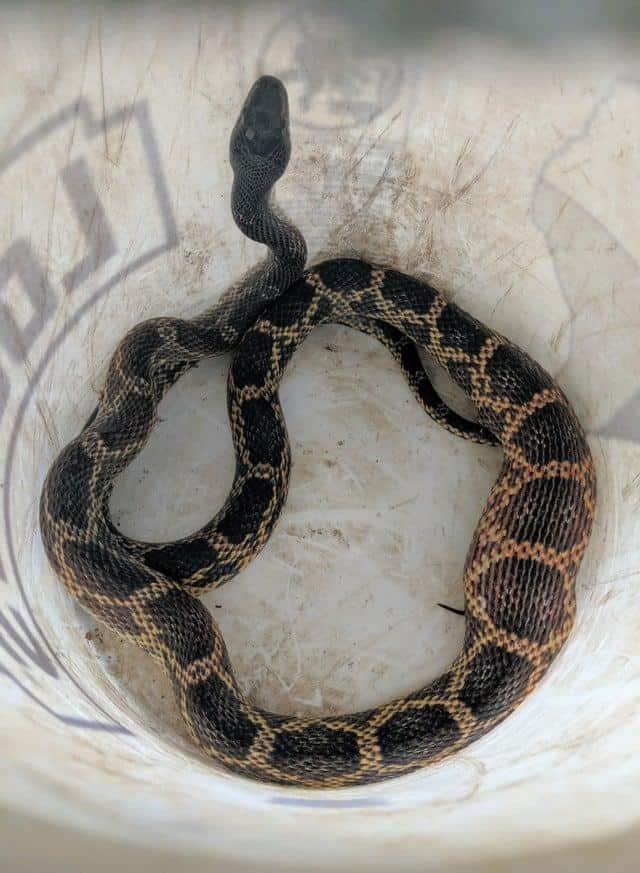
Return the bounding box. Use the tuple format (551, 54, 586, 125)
(40, 75, 596, 787)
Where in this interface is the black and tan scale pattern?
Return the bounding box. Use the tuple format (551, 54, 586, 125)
(40, 256, 595, 787)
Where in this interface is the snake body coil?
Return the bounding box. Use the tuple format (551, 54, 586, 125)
(40, 78, 595, 787)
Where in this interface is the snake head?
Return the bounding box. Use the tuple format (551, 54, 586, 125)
(229, 75, 291, 181)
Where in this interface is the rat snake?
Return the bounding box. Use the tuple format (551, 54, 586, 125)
(40, 76, 596, 787)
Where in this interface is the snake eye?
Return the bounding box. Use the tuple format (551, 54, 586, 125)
(245, 127, 255, 141)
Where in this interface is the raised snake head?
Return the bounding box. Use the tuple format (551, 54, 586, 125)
(229, 75, 291, 185)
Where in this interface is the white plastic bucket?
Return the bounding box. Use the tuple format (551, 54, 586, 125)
(2, 5, 639, 871)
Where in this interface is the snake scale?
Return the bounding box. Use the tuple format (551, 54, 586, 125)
(40, 76, 596, 787)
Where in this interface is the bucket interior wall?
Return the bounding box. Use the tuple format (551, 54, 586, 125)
(1, 4, 639, 871)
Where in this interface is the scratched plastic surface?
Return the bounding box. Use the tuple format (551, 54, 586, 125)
(1, 5, 639, 873)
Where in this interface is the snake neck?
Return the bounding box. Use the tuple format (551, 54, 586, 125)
(195, 184, 307, 345)
(231, 180, 307, 272)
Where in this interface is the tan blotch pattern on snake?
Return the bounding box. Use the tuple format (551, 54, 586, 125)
(40, 255, 595, 787)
